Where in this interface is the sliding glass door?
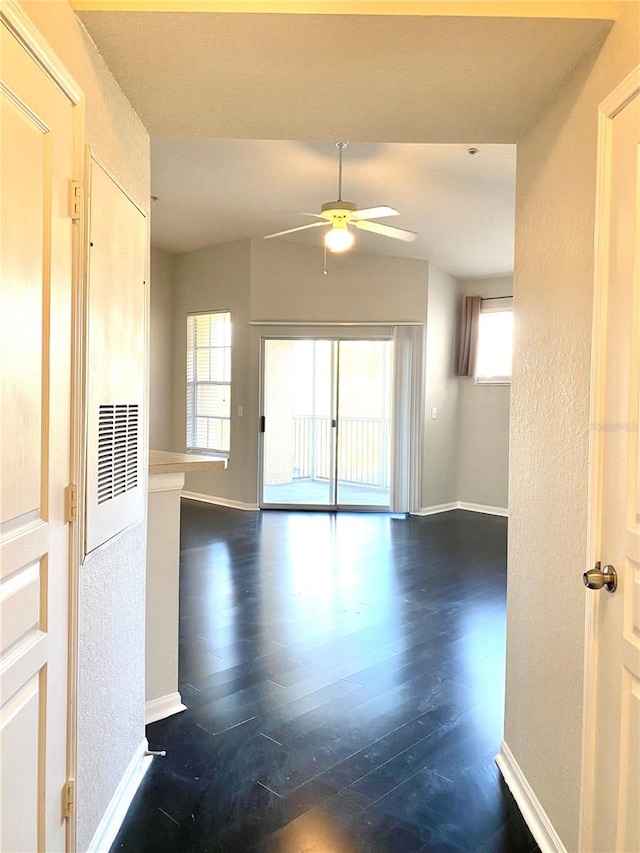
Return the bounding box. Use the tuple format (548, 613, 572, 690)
(260, 338, 392, 510)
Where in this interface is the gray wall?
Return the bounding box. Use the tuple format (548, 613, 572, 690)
(506, 4, 639, 849)
(421, 265, 462, 509)
(250, 239, 429, 324)
(457, 276, 512, 510)
(154, 239, 511, 512)
(171, 240, 258, 505)
(20, 3, 150, 850)
(150, 247, 175, 450)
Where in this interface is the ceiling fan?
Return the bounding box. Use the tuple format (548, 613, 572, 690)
(264, 142, 418, 253)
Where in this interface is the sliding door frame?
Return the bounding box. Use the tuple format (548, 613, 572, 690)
(258, 333, 393, 512)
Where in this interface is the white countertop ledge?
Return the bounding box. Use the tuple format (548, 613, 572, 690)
(149, 450, 228, 475)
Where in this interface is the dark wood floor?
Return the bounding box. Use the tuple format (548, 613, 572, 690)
(111, 504, 538, 853)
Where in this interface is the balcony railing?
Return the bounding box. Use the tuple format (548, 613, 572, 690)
(293, 416, 390, 488)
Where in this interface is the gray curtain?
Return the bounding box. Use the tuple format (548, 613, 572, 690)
(458, 296, 481, 376)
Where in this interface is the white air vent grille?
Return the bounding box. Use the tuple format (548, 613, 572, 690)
(98, 404, 139, 505)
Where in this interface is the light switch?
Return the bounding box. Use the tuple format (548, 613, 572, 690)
(237, 406, 244, 417)
(431, 407, 437, 419)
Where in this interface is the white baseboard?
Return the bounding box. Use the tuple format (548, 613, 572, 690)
(413, 502, 458, 516)
(181, 491, 259, 512)
(415, 501, 508, 517)
(145, 692, 187, 725)
(86, 739, 152, 853)
(495, 741, 567, 853)
(457, 501, 509, 517)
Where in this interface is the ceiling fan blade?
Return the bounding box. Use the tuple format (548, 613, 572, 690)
(298, 212, 329, 219)
(354, 219, 417, 242)
(352, 206, 398, 220)
(263, 221, 329, 239)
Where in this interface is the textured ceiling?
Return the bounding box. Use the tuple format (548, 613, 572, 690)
(76, 8, 610, 277)
(150, 139, 516, 277)
(77, 11, 610, 142)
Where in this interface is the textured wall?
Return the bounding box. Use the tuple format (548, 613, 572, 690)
(150, 247, 175, 451)
(78, 527, 146, 849)
(505, 4, 639, 849)
(457, 276, 512, 510)
(421, 264, 461, 509)
(19, 4, 150, 851)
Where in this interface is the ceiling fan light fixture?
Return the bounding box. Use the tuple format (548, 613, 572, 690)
(325, 222, 354, 253)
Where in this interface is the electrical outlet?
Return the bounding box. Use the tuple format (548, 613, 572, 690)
(237, 406, 243, 417)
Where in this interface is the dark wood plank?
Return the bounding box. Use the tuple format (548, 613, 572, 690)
(110, 506, 536, 853)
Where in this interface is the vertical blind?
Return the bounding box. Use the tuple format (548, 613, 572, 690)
(391, 325, 424, 514)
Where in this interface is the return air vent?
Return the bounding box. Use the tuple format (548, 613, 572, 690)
(97, 404, 139, 505)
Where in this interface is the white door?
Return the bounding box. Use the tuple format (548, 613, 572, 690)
(583, 70, 640, 852)
(1, 13, 79, 853)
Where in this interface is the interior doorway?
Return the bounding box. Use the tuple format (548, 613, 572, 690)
(260, 337, 393, 510)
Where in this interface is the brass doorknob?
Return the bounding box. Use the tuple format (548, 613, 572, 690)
(583, 562, 617, 592)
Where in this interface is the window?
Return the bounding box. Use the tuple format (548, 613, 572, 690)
(475, 299, 513, 385)
(186, 311, 231, 453)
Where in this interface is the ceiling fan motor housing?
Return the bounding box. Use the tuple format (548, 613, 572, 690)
(321, 200, 358, 222)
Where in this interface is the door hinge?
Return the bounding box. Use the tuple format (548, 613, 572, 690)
(69, 179, 82, 220)
(62, 778, 75, 819)
(64, 484, 78, 523)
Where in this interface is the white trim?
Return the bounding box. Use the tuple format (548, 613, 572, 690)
(414, 501, 508, 517)
(496, 741, 567, 853)
(413, 501, 458, 516)
(249, 320, 414, 327)
(457, 501, 509, 517)
(0, 1, 83, 104)
(579, 65, 640, 853)
(600, 65, 640, 118)
(145, 692, 187, 725)
(86, 740, 152, 853)
(181, 491, 260, 511)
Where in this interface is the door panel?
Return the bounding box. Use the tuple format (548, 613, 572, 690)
(588, 82, 640, 853)
(262, 339, 335, 507)
(336, 340, 392, 507)
(1, 19, 76, 852)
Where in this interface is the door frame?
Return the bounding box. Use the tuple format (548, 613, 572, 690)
(258, 333, 393, 511)
(1, 3, 86, 850)
(579, 63, 640, 852)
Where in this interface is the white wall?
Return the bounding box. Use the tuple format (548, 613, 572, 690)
(457, 276, 512, 511)
(421, 265, 462, 509)
(506, 4, 639, 849)
(20, 4, 150, 850)
(150, 247, 174, 450)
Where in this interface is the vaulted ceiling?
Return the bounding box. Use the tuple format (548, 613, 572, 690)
(74, 3, 613, 276)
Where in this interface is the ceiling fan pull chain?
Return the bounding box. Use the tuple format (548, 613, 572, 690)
(323, 241, 328, 275)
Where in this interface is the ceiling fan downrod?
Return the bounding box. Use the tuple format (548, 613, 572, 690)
(336, 141, 348, 202)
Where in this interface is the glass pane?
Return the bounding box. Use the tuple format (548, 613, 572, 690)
(210, 346, 231, 382)
(476, 311, 513, 379)
(196, 384, 231, 418)
(337, 340, 392, 507)
(196, 348, 210, 381)
(262, 339, 334, 506)
(206, 417, 230, 452)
